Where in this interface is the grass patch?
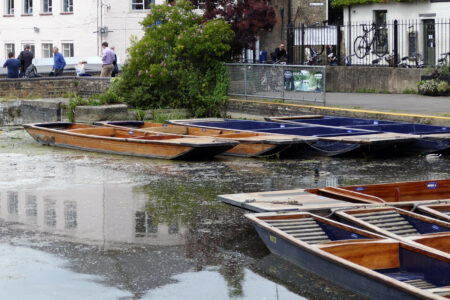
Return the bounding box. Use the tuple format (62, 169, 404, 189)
(402, 88, 418, 94)
(354, 88, 391, 94)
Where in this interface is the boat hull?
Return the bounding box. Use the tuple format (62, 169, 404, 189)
(24, 125, 234, 160)
(253, 224, 439, 300)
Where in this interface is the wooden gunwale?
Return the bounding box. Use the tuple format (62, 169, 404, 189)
(416, 204, 450, 223)
(247, 212, 449, 299)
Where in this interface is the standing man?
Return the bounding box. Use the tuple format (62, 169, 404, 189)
(17, 44, 34, 77)
(3, 52, 21, 78)
(101, 42, 114, 77)
(52, 47, 66, 76)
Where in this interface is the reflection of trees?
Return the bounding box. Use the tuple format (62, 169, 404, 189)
(136, 178, 255, 298)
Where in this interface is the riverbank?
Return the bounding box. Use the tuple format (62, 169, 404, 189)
(1, 92, 449, 126)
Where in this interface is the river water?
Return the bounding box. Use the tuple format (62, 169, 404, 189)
(1, 127, 449, 300)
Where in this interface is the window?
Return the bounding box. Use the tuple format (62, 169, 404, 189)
(374, 10, 388, 54)
(21, 43, 35, 56)
(131, 0, 152, 10)
(135, 211, 158, 237)
(42, 43, 53, 58)
(62, 42, 74, 57)
(5, 43, 15, 59)
(7, 191, 18, 215)
(62, 0, 72, 12)
(64, 201, 77, 229)
(42, 0, 52, 13)
(44, 197, 56, 227)
(5, 0, 14, 14)
(23, 0, 32, 14)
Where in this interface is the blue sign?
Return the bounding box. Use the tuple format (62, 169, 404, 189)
(427, 182, 438, 189)
(355, 186, 366, 191)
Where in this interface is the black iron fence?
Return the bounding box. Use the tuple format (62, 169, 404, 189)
(286, 19, 450, 67)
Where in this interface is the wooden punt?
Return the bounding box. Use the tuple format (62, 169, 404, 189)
(307, 179, 450, 208)
(334, 207, 450, 256)
(218, 188, 375, 214)
(247, 212, 450, 299)
(94, 121, 314, 158)
(415, 203, 450, 223)
(169, 119, 414, 157)
(23, 122, 238, 160)
(267, 115, 450, 154)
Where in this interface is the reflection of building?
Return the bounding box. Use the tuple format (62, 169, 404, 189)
(0, 166, 187, 247)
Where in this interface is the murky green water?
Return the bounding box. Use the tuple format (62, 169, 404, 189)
(1, 127, 449, 299)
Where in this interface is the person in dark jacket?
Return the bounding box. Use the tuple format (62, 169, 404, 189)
(17, 45, 34, 77)
(3, 52, 21, 78)
(111, 46, 119, 77)
(270, 43, 287, 63)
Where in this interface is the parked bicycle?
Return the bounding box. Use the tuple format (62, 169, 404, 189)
(354, 23, 389, 59)
(398, 54, 425, 68)
(304, 47, 323, 65)
(438, 52, 450, 67)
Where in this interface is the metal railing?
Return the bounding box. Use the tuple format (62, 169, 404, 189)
(226, 63, 326, 105)
(286, 18, 450, 67)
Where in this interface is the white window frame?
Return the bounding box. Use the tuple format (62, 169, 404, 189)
(23, 0, 32, 15)
(131, 0, 152, 11)
(42, 43, 53, 58)
(5, 0, 15, 15)
(5, 43, 15, 59)
(62, 0, 73, 12)
(42, 0, 52, 13)
(62, 42, 74, 57)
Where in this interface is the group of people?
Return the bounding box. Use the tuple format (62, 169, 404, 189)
(2, 42, 119, 78)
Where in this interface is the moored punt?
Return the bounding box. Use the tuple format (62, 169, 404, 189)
(246, 212, 450, 300)
(307, 179, 450, 209)
(415, 203, 450, 223)
(334, 207, 450, 256)
(94, 120, 314, 158)
(267, 115, 450, 154)
(218, 188, 377, 214)
(23, 122, 238, 160)
(169, 119, 414, 157)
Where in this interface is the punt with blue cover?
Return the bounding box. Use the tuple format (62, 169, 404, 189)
(269, 116, 450, 153)
(246, 211, 450, 300)
(177, 119, 409, 157)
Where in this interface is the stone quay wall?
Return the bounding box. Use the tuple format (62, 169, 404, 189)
(326, 66, 425, 94)
(0, 77, 111, 99)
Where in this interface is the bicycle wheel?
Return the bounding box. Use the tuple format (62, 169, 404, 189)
(354, 36, 368, 59)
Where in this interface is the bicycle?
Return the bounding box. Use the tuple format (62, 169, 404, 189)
(398, 54, 425, 68)
(438, 52, 450, 67)
(354, 23, 389, 59)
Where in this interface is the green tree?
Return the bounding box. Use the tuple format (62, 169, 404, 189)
(115, 0, 234, 117)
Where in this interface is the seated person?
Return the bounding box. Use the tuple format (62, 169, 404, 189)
(326, 44, 337, 65)
(271, 43, 287, 63)
(3, 52, 21, 78)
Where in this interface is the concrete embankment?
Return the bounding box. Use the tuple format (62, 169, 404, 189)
(227, 97, 450, 126)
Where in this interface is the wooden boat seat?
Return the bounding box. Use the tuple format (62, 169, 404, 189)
(381, 271, 437, 289)
(318, 187, 385, 204)
(265, 218, 331, 244)
(352, 210, 419, 236)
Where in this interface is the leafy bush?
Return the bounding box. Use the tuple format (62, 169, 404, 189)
(418, 79, 439, 96)
(114, 0, 234, 117)
(437, 81, 449, 94)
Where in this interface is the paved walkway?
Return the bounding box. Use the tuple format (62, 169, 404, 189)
(326, 93, 450, 116)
